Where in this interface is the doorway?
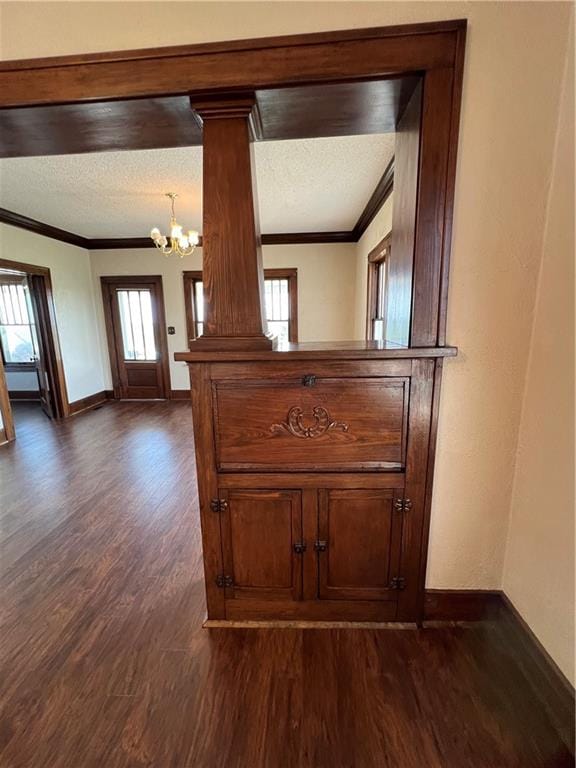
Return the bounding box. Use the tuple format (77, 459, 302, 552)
(0, 260, 69, 443)
(101, 276, 170, 400)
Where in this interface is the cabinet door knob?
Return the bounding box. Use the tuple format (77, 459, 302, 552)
(314, 540, 328, 553)
(293, 541, 307, 554)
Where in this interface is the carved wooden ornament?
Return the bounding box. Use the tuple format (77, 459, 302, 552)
(271, 406, 349, 439)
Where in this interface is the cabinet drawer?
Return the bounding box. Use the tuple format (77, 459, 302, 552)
(213, 377, 408, 471)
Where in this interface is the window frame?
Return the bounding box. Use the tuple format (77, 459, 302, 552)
(183, 268, 298, 345)
(365, 234, 391, 342)
(0, 274, 39, 370)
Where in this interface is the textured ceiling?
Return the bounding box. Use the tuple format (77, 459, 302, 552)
(0, 134, 394, 237)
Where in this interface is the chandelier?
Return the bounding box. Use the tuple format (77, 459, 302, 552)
(150, 192, 200, 258)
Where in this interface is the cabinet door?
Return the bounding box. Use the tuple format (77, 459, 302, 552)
(318, 489, 403, 601)
(220, 490, 303, 602)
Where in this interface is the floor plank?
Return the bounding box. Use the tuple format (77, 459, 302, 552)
(0, 401, 572, 768)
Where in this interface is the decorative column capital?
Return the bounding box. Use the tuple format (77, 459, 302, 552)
(191, 91, 255, 117)
(191, 93, 263, 140)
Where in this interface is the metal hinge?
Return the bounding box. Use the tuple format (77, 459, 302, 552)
(293, 541, 307, 554)
(394, 498, 413, 513)
(314, 540, 328, 553)
(389, 576, 406, 590)
(210, 499, 228, 513)
(215, 574, 234, 588)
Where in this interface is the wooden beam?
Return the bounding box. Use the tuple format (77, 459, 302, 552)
(0, 23, 463, 108)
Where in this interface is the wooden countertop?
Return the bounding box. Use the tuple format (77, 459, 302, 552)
(175, 340, 458, 363)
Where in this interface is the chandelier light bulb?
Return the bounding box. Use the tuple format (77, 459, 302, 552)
(150, 193, 198, 258)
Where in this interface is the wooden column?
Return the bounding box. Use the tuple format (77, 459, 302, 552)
(191, 94, 272, 350)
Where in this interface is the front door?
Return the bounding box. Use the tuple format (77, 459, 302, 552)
(101, 276, 169, 400)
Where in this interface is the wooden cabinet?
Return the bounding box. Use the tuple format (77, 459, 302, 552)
(179, 351, 454, 624)
(212, 481, 409, 621)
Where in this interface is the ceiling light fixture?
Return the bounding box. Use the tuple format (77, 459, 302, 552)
(150, 192, 199, 258)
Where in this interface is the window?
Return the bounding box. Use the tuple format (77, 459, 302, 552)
(0, 275, 39, 366)
(183, 269, 298, 345)
(366, 235, 390, 342)
(116, 289, 157, 361)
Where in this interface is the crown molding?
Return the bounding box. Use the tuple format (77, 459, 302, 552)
(0, 211, 360, 250)
(0, 207, 89, 248)
(352, 157, 395, 241)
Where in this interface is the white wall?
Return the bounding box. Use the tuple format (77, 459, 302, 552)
(6, 371, 39, 392)
(89, 242, 358, 391)
(353, 195, 394, 340)
(502, 25, 574, 685)
(264, 244, 357, 342)
(0, 224, 107, 402)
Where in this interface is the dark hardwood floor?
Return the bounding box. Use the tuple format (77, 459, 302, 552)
(0, 401, 572, 768)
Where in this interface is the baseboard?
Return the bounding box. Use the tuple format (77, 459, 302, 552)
(497, 594, 575, 753)
(170, 389, 191, 400)
(424, 589, 502, 621)
(204, 619, 416, 630)
(68, 390, 112, 416)
(424, 589, 574, 754)
(8, 390, 40, 401)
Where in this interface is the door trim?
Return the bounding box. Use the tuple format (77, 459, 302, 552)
(0, 257, 69, 429)
(100, 275, 171, 400)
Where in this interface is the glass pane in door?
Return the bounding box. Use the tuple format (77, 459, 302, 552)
(116, 289, 157, 361)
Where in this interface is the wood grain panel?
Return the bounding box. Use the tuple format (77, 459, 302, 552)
(410, 68, 454, 345)
(0, 98, 202, 158)
(256, 78, 418, 140)
(213, 378, 408, 471)
(386, 81, 421, 346)
(189, 363, 225, 618)
(318, 489, 402, 602)
(0, 26, 459, 108)
(396, 358, 435, 621)
(192, 95, 270, 349)
(221, 489, 302, 603)
(218, 472, 405, 490)
(176, 342, 458, 363)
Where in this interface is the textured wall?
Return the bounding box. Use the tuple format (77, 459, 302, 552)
(502, 24, 574, 684)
